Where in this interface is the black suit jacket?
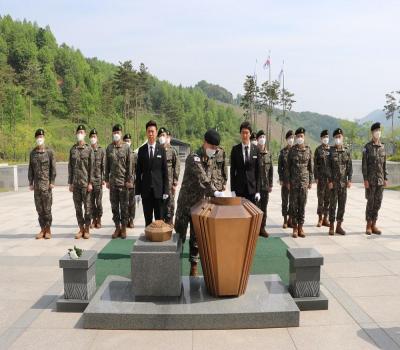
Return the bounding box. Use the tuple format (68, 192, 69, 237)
(135, 142, 169, 199)
(230, 143, 260, 195)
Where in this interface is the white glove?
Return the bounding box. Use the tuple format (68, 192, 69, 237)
(214, 191, 224, 197)
(231, 191, 236, 197)
(255, 193, 261, 202)
(162, 194, 169, 200)
(135, 195, 141, 203)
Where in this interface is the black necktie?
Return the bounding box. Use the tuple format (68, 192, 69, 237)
(150, 146, 154, 160)
(245, 146, 249, 163)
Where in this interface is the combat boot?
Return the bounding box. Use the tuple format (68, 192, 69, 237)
(371, 221, 382, 235)
(190, 262, 198, 277)
(90, 218, 96, 229)
(335, 221, 346, 235)
(292, 224, 298, 238)
(329, 222, 335, 235)
(260, 227, 269, 238)
(322, 215, 330, 227)
(75, 225, 84, 239)
(35, 228, 45, 240)
(287, 216, 293, 228)
(44, 226, 51, 239)
(127, 218, 134, 229)
(282, 215, 288, 229)
(317, 214, 323, 227)
(298, 224, 306, 238)
(83, 224, 90, 239)
(366, 221, 372, 235)
(120, 225, 127, 239)
(112, 225, 120, 239)
(96, 217, 102, 229)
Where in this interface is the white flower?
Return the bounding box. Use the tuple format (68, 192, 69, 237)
(69, 249, 79, 260)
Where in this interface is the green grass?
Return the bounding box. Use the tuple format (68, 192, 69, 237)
(95, 237, 289, 287)
(386, 185, 400, 191)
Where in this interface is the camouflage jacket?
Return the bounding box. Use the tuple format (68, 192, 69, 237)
(68, 143, 94, 188)
(165, 145, 180, 189)
(105, 142, 132, 187)
(258, 148, 273, 191)
(287, 144, 313, 188)
(313, 144, 330, 180)
(211, 146, 228, 191)
(362, 140, 388, 186)
(327, 146, 352, 187)
(129, 150, 138, 187)
(28, 147, 56, 191)
(278, 146, 291, 183)
(91, 146, 105, 187)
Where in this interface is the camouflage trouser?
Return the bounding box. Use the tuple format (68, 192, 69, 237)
(329, 185, 347, 223)
(290, 186, 308, 225)
(73, 186, 92, 226)
(34, 188, 53, 229)
(110, 186, 128, 226)
(90, 186, 103, 219)
(175, 205, 198, 263)
(128, 188, 136, 221)
(164, 190, 175, 224)
(257, 190, 269, 228)
(317, 178, 330, 216)
(281, 184, 292, 216)
(365, 185, 384, 221)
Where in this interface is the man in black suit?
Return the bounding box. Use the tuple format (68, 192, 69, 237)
(230, 121, 260, 204)
(135, 120, 169, 227)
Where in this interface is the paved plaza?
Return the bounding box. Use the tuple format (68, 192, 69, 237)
(0, 180, 400, 349)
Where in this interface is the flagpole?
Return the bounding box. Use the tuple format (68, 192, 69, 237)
(281, 60, 285, 147)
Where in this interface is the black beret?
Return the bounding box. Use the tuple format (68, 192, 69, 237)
(89, 128, 97, 137)
(158, 127, 167, 137)
(333, 128, 343, 137)
(371, 122, 381, 131)
(204, 128, 220, 146)
(123, 133, 131, 140)
(76, 124, 86, 132)
(112, 124, 122, 132)
(285, 130, 294, 139)
(35, 128, 45, 137)
(320, 129, 329, 138)
(240, 121, 252, 133)
(250, 132, 257, 140)
(295, 127, 305, 135)
(256, 130, 265, 139)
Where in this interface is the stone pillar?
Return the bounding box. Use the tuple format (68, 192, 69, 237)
(131, 233, 182, 297)
(286, 248, 328, 310)
(57, 250, 97, 312)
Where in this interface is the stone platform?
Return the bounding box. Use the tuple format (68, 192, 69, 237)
(83, 274, 300, 330)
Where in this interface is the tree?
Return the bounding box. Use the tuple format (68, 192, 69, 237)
(277, 88, 295, 146)
(259, 80, 280, 147)
(240, 75, 258, 126)
(383, 91, 400, 142)
(19, 60, 41, 123)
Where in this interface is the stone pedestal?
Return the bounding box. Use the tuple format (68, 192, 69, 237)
(287, 248, 328, 311)
(56, 250, 97, 312)
(131, 233, 182, 297)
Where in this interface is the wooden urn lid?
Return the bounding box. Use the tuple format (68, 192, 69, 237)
(144, 220, 173, 242)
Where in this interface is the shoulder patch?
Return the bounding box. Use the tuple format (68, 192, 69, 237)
(193, 156, 201, 162)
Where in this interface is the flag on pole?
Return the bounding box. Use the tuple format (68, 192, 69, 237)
(278, 68, 284, 82)
(263, 55, 271, 70)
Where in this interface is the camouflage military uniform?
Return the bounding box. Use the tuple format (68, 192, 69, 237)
(288, 145, 313, 226)
(362, 141, 387, 222)
(314, 144, 330, 216)
(68, 143, 94, 227)
(258, 148, 273, 229)
(278, 146, 291, 217)
(105, 142, 132, 227)
(327, 145, 352, 223)
(175, 147, 216, 263)
(90, 145, 105, 220)
(164, 145, 180, 224)
(28, 147, 56, 230)
(212, 147, 228, 191)
(127, 151, 137, 224)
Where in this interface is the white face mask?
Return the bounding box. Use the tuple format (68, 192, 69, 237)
(76, 133, 85, 142)
(334, 137, 343, 146)
(90, 137, 97, 145)
(158, 136, 166, 145)
(251, 140, 258, 146)
(373, 130, 381, 139)
(258, 137, 266, 146)
(287, 137, 294, 146)
(36, 137, 44, 146)
(322, 137, 329, 145)
(206, 148, 216, 158)
(113, 133, 121, 142)
(296, 137, 304, 145)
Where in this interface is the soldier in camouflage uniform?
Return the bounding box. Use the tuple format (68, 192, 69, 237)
(123, 133, 137, 228)
(362, 122, 388, 235)
(68, 125, 94, 239)
(158, 128, 181, 224)
(278, 130, 294, 229)
(212, 146, 228, 192)
(256, 130, 273, 238)
(89, 128, 105, 229)
(28, 129, 56, 240)
(175, 129, 223, 276)
(287, 127, 313, 238)
(105, 124, 133, 239)
(327, 128, 352, 235)
(314, 129, 331, 227)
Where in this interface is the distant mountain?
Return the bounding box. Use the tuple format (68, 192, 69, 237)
(356, 109, 400, 128)
(194, 80, 234, 104)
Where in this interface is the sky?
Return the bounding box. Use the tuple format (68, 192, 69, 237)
(1, 0, 399, 120)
